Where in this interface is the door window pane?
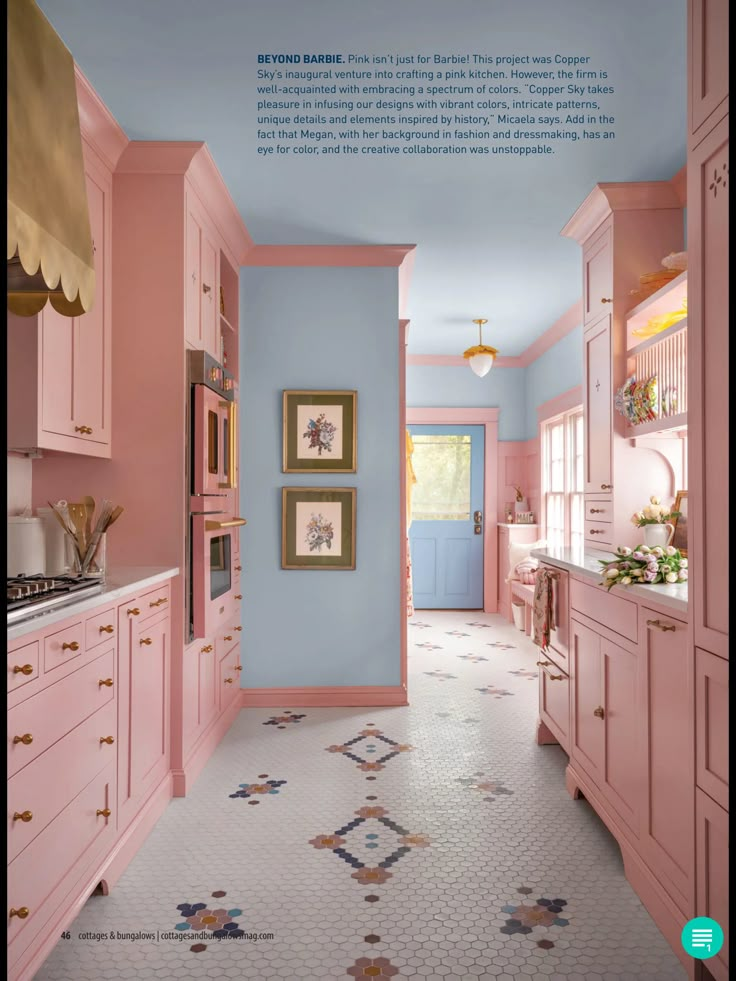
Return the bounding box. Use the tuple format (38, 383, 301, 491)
(411, 434, 471, 520)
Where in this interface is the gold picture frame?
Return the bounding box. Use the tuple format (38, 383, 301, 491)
(282, 390, 357, 473)
(281, 487, 356, 570)
(671, 490, 688, 557)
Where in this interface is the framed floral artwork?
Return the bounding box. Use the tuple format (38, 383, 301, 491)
(671, 490, 688, 557)
(282, 390, 357, 473)
(281, 487, 356, 570)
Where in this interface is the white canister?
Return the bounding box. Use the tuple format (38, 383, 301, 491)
(7, 516, 46, 577)
(36, 507, 69, 575)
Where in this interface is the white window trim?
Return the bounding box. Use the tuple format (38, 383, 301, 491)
(541, 405, 584, 549)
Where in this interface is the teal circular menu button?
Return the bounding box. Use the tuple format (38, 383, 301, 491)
(681, 917, 724, 959)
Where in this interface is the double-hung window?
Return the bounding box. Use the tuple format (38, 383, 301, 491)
(542, 407, 584, 549)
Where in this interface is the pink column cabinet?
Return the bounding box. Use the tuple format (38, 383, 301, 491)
(639, 609, 693, 916)
(696, 788, 729, 981)
(689, 0, 729, 141)
(7, 146, 113, 458)
(695, 648, 729, 811)
(582, 221, 613, 325)
(583, 314, 613, 499)
(185, 193, 220, 360)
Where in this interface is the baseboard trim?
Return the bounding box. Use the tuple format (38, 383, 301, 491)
(240, 685, 409, 707)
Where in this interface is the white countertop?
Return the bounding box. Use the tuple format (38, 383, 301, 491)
(531, 546, 688, 615)
(7, 567, 180, 642)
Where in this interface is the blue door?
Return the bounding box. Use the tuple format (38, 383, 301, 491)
(408, 425, 484, 609)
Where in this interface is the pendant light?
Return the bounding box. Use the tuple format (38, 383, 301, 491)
(463, 319, 498, 377)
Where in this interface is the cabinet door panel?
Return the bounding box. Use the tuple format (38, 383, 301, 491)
(583, 224, 613, 323)
(73, 169, 109, 444)
(185, 207, 203, 349)
(40, 305, 74, 436)
(584, 315, 612, 494)
(198, 645, 218, 732)
(130, 617, 168, 790)
(696, 789, 729, 981)
(696, 648, 729, 809)
(689, 0, 729, 139)
(570, 618, 603, 781)
(601, 636, 639, 832)
(200, 233, 218, 359)
(641, 610, 692, 912)
(688, 120, 729, 658)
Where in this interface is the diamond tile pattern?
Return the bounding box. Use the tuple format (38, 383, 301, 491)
(35, 611, 686, 980)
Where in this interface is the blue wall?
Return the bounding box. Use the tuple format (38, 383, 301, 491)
(406, 365, 527, 440)
(406, 326, 584, 440)
(240, 267, 401, 689)
(523, 325, 584, 438)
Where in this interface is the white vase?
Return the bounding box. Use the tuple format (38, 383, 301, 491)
(643, 523, 675, 548)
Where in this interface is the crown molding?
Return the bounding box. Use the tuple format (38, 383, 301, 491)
(75, 64, 128, 172)
(561, 181, 683, 244)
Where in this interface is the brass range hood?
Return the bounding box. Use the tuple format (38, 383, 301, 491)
(7, 0, 95, 317)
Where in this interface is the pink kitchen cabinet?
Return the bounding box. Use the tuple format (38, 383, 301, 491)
(570, 617, 604, 783)
(689, 0, 729, 142)
(7, 149, 112, 458)
(582, 221, 613, 325)
(599, 635, 640, 833)
(185, 193, 220, 359)
(696, 788, 729, 981)
(695, 648, 729, 812)
(583, 314, 613, 497)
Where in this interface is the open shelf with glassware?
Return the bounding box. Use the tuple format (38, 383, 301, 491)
(622, 271, 688, 438)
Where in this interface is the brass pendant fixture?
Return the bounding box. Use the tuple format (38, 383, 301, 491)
(463, 319, 498, 377)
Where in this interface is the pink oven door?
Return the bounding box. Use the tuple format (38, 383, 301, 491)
(193, 385, 238, 496)
(192, 513, 246, 638)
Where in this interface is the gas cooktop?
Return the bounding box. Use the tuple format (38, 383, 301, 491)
(7, 574, 104, 626)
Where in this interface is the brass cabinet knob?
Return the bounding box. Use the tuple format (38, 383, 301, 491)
(13, 664, 34, 675)
(234, 665, 243, 671)
(96, 808, 111, 818)
(224, 635, 233, 641)
(536, 660, 551, 667)
(127, 608, 140, 616)
(9, 907, 30, 919)
(234, 626, 243, 632)
(61, 641, 80, 651)
(99, 736, 115, 744)
(74, 425, 93, 434)
(201, 644, 213, 653)
(12, 811, 33, 823)
(139, 637, 152, 646)
(589, 508, 605, 514)
(98, 678, 114, 687)
(547, 673, 565, 681)
(589, 530, 605, 535)
(646, 618, 676, 632)
(235, 565, 242, 571)
(13, 734, 33, 745)
(600, 297, 613, 303)
(234, 594, 243, 600)
(593, 706, 605, 719)
(224, 678, 233, 684)
(99, 624, 114, 634)
(202, 283, 212, 294)
(600, 484, 613, 490)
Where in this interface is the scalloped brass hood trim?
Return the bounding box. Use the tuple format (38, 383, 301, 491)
(7, 0, 95, 317)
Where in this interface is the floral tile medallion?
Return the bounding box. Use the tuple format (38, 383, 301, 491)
(326, 728, 414, 772)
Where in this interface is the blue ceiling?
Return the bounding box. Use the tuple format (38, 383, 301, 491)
(38, 0, 686, 356)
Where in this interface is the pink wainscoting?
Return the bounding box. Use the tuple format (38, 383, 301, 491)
(240, 687, 409, 708)
(406, 407, 499, 613)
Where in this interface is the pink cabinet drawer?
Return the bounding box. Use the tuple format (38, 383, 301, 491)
(44, 620, 85, 673)
(585, 519, 613, 545)
(216, 618, 239, 658)
(8, 700, 116, 864)
(84, 605, 117, 651)
(139, 581, 171, 620)
(7, 761, 115, 966)
(8, 640, 40, 694)
(584, 497, 613, 523)
(570, 579, 638, 643)
(219, 649, 239, 710)
(696, 648, 729, 810)
(538, 661, 569, 752)
(8, 648, 115, 778)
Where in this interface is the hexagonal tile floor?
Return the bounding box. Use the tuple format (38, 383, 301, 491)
(35, 611, 686, 980)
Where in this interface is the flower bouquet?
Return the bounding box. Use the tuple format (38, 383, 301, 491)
(598, 544, 688, 591)
(631, 496, 680, 527)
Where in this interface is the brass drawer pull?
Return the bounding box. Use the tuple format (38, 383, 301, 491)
(600, 483, 612, 490)
(13, 664, 34, 675)
(536, 660, 551, 667)
(74, 425, 93, 434)
(224, 678, 233, 684)
(100, 736, 115, 745)
(600, 297, 613, 303)
(98, 678, 114, 687)
(547, 673, 565, 681)
(589, 529, 606, 535)
(12, 811, 33, 823)
(234, 626, 243, 632)
(646, 619, 676, 632)
(593, 706, 605, 719)
(589, 508, 605, 514)
(234, 665, 243, 671)
(139, 637, 152, 646)
(234, 594, 243, 600)
(61, 641, 80, 651)
(13, 734, 33, 745)
(127, 608, 140, 616)
(96, 808, 111, 818)
(149, 597, 168, 607)
(201, 644, 213, 653)
(202, 283, 212, 294)
(235, 565, 242, 572)
(224, 634, 233, 641)
(9, 907, 30, 919)
(99, 624, 114, 634)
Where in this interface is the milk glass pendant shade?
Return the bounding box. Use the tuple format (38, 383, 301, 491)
(463, 319, 498, 377)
